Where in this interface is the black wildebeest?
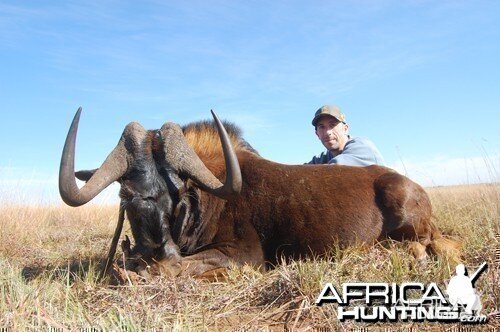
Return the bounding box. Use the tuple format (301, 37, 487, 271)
(59, 108, 459, 279)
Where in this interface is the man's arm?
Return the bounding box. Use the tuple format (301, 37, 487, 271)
(328, 153, 370, 166)
(308, 151, 331, 164)
(328, 137, 385, 167)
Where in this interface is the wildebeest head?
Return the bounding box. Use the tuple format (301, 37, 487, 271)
(59, 108, 242, 276)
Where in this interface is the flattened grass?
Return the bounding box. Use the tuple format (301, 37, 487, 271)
(0, 183, 498, 330)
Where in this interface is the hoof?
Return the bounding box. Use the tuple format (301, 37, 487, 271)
(155, 254, 183, 277)
(110, 263, 147, 285)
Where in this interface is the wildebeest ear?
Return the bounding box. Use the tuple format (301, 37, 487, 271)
(75, 169, 98, 183)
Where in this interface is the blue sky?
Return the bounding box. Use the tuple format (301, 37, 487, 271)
(0, 1, 498, 203)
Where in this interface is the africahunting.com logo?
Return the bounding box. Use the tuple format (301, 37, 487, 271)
(316, 263, 488, 324)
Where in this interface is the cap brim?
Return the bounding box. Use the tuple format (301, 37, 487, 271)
(312, 114, 340, 126)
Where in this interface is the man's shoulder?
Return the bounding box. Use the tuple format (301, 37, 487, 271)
(341, 136, 385, 166)
(345, 137, 378, 150)
(347, 136, 375, 145)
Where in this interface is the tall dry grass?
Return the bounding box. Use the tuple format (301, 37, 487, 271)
(0, 183, 498, 330)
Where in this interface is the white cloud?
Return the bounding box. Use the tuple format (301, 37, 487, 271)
(223, 112, 274, 135)
(0, 166, 119, 205)
(389, 154, 499, 187)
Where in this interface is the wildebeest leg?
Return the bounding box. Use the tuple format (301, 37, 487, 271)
(376, 173, 461, 262)
(179, 249, 232, 279)
(180, 243, 265, 279)
(375, 172, 433, 260)
(407, 241, 428, 262)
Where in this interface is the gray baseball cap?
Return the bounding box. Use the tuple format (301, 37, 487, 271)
(311, 105, 346, 126)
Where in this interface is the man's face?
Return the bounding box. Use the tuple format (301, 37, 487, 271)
(315, 116, 349, 152)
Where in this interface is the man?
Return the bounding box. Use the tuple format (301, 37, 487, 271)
(309, 105, 385, 166)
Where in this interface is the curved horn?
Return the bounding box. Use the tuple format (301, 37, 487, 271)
(59, 108, 132, 207)
(159, 110, 242, 199)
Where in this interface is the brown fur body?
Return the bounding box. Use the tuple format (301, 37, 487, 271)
(170, 122, 457, 277)
(74, 119, 458, 278)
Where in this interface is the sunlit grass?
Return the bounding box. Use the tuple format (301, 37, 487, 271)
(0, 183, 498, 329)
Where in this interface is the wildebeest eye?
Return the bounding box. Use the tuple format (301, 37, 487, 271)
(152, 129, 165, 157)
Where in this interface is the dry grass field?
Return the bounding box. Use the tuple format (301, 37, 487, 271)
(0, 183, 498, 330)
